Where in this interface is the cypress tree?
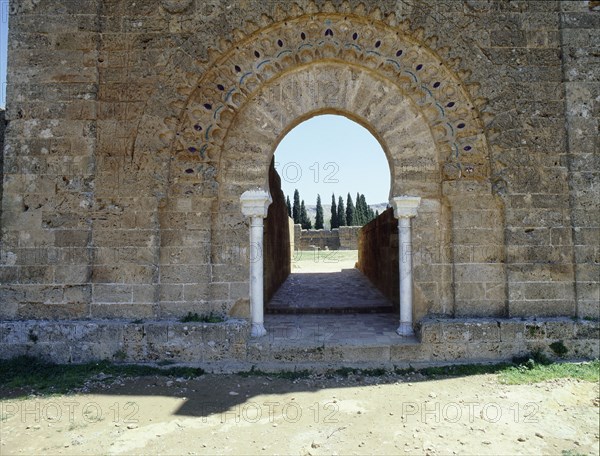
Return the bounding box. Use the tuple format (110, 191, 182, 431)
(337, 196, 346, 227)
(355, 192, 366, 225)
(292, 189, 301, 224)
(367, 204, 375, 222)
(300, 200, 312, 229)
(330, 194, 338, 229)
(315, 194, 324, 229)
(355, 192, 362, 225)
(360, 194, 371, 224)
(346, 193, 355, 226)
(286, 195, 292, 218)
(375, 209, 379, 218)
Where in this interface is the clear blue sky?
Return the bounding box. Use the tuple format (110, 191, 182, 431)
(275, 115, 390, 206)
(0, 1, 7, 109)
(0, 15, 391, 204)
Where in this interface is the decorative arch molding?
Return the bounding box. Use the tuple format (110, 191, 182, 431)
(217, 62, 439, 198)
(210, 61, 451, 320)
(171, 12, 491, 185)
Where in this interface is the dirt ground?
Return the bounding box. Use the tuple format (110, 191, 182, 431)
(1, 371, 598, 456)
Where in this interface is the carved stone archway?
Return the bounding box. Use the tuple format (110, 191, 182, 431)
(156, 12, 505, 322)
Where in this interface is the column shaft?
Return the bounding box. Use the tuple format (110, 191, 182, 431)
(249, 216, 266, 337)
(398, 217, 414, 336)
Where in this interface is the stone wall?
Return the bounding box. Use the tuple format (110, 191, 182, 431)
(338, 226, 361, 250)
(0, 109, 4, 229)
(0, 1, 598, 362)
(0, 317, 596, 368)
(263, 160, 291, 304)
(296, 226, 360, 250)
(357, 208, 399, 306)
(296, 228, 340, 251)
(561, 2, 600, 319)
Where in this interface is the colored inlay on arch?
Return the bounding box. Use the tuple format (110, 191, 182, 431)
(178, 16, 483, 181)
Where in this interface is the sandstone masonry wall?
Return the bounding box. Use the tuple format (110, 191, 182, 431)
(295, 226, 360, 250)
(296, 229, 340, 250)
(561, 2, 600, 319)
(0, 0, 597, 328)
(0, 109, 5, 230)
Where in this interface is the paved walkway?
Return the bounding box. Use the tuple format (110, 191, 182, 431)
(267, 268, 395, 313)
(261, 313, 411, 346)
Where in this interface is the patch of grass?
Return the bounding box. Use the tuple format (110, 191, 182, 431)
(238, 365, 312, 380)
(512, 348, 552, 366)
(562, 450, 588, 456)
(549, 340, 568, 357)
(180, 311, 225, 323)
(498, 359, 599, 385)
(421, 363, 513, 378)
(329, 367, 389, 377)
(394, 366, 416, 375)
(28, 330, 39, 344)
(0, 356, 204, 396)
(113, 349, 127, 361)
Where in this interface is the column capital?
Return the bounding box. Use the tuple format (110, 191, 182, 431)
(390, 196, 421, 219)
(240, 189, 272, 218)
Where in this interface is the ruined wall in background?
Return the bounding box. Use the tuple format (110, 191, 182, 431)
(296, 229, 340, 251)
(295, 226, 360, 251)
(264, 160, 291, 304)
(338, 227, 361, 250)
(358, 208, 399, 306)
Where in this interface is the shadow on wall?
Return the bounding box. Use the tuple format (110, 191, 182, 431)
(357, 208, 399, 306)
(263, 158, 291, 304)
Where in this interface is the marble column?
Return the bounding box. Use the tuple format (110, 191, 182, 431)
(391, 196, 421, 336)
(240, 189, 272, 337)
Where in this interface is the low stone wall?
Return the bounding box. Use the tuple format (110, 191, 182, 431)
(338, 226, 361, 250)
(0, 317, 597, 368)
(296, 226, 360, 250)
(296, 229, 340, 250)
(0, 319, 250, 364)
(357, 208, 399, 305)
(417, 317, 600, 363)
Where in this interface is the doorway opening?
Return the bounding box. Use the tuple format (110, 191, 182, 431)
(264, 114, 393, 314)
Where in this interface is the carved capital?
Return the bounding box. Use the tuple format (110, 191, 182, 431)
(240, 189, 272, 218)
(390, 196, 421, 219)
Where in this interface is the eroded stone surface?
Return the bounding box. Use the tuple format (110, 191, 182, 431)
(0, 1, 598, 362)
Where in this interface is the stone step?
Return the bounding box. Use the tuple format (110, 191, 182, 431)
(266, 305, 395, 314)
(247, 336, 422, 367)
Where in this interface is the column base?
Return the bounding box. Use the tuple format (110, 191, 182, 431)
(396, 322, 414, 337)
(251, 323, 267, 338)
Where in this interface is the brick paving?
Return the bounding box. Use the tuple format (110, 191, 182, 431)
(267, 268, 395, 313)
